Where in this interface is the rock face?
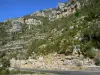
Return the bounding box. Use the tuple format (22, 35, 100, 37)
(9, 21, 21, 32)
(25, 19, 42, 25)
(31, 8, 57, 21)
(8, 0, 80, 25)
(10, 53, 95, 70)
(56, 0, 80, 18)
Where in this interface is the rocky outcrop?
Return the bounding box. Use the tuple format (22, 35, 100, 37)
(56, 0, 80, 18)
(25, 19, 42, 25)
(31, 9, 57, 21)
(5, 0, 80, 26)
(10, 53, 95, 70)
(9, 21, 21, 32)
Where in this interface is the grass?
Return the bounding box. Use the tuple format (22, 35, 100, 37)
(9, 70, 57, 75)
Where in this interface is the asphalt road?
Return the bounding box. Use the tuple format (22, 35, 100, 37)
(11, 67, 100, 75)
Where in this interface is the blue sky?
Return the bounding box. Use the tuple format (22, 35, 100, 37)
(0, 0, 68, 22)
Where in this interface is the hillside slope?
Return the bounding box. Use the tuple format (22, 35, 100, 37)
(0, 0, 100, 70)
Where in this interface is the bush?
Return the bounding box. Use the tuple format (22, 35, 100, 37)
(1, 58, 10, 68)
(81, 41, 96, 58)
(0, 68, 10, 75)
(85, 49, 96, 59)
(0, 52, 5, 58)
(74, 10, 81, 17)
(1, 69, 10, 75)
(95, 58, 100, 66)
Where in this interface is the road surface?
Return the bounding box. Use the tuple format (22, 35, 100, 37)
(11, 67, 100, 75)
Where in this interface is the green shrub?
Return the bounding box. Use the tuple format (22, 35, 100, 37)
(74, 10, 81, 17)
(0, 68, 10, 75)
(81, 41, 96, 58)
(0, 52, 5, 58)
(85, 49, 96, 59)
(95, 58, 100, 66)
(1, 58, 10, 68)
